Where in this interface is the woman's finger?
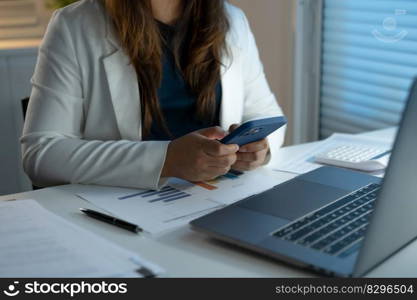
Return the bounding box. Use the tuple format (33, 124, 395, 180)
(236, 149, 268, 162)
(232, 160, 261, 171)
(204, 139, 239, 157)
(239, 139, 268, 153)
(228, 123, 239, 133)
(206, 154, 237, 168)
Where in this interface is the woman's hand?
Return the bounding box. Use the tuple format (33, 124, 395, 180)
(161, 127, 239, 181)
(229, 124, 269, 171)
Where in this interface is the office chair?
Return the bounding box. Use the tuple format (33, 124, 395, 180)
(21, 97, 41, 191)
(21, 97, 30, 120)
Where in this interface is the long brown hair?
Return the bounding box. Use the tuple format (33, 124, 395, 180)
(103, 0, 230, 137)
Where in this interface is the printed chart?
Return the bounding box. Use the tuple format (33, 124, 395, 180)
(78, 170, 278, 234)
(194, 169, 244, 190)
(118, 186, 191, 203)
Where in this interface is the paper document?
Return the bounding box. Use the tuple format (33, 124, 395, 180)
(78, 171, 278, 235)
(274, 133, 393, 175)
(0, 200, 163, 277)
(187, 170, 279, 205)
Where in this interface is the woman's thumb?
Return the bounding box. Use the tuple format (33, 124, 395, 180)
(198, 126, 227, 140)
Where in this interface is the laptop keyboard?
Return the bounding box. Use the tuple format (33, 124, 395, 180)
(272, 183, 381, 258)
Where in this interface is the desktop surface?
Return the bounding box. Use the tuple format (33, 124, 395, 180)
(1, 128, 415, 277)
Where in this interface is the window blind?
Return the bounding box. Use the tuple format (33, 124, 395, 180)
(320, 0, 417, 138)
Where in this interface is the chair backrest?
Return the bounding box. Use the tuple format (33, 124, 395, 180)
(20, 97, 40, 190)
(21, 97, 29, 120)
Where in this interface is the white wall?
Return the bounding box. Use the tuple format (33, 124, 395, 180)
(229, 0, 296, 144)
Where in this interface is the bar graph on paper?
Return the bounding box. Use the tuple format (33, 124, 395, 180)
(118, 186, 191, 203)
(77, 170, 279, 234)
(118, 170, 245, 202)
(193, 169, 244, 191)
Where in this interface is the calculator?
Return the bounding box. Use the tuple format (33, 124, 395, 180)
(314, 145, 391, 172)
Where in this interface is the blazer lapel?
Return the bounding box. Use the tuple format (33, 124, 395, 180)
(220, 46, 244, 130)
(103, 17, 142, 140)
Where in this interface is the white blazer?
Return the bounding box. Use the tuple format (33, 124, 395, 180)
(21, 0, 285, 190)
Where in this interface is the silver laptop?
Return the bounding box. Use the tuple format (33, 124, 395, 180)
(191, 78, 417, 277)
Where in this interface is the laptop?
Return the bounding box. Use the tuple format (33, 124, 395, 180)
(191, 78, 417, 277)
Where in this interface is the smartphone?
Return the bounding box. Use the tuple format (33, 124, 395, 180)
(220, 116, 287, 146)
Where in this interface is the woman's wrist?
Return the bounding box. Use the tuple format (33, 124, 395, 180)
(161, 162, 172, 178)
(161, 142, 175, 178)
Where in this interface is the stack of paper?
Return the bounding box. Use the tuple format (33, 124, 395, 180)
(78, 171, 279, 235)
(0, 200, 163, 277)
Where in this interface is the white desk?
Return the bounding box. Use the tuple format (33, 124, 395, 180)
(2, 127, 416, 277)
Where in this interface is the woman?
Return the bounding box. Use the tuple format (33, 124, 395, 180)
(21, 0, 285, 190)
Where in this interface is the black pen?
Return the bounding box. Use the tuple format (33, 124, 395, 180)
(80, 208, 142, 233)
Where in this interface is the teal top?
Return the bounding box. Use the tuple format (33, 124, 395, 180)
(144, 21, 222, 140)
